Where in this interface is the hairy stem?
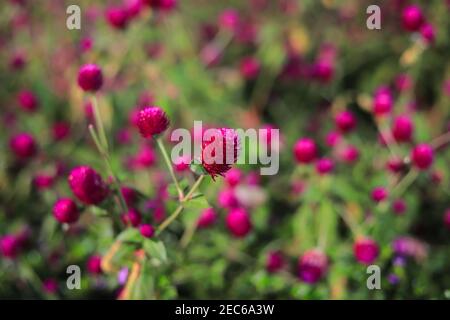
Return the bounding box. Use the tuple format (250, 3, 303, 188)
(155, 137, 184, 201)
(156, 175, 205, 235)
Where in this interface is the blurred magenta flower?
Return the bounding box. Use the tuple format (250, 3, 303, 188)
(353, 237, 379, 264)
(53, 198, 80, 224)
(297, 249, 328, 284)
(226, 208, 252, 237)
(68, 166, 109, 205)
(77, 64, 103, 92)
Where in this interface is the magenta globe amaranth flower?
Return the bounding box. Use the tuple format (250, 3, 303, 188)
(373, 88, 393, 116)
(312, 60, 334, 83)
(293, 138, 317, 164)
(297, 249, 328, 284)
(68, 166, 108, 205)
(335, 110, 356, 133)
(225, 208, 252, 238)
(239, 56, 260, 80)
(218, 9, 240, 31)
(340, 145, 359, 163)
(315, 158, 334, 175)
(53, 198, 80, 224)
(218, 188, 239, 209)
(121, 209, 142, 227)
(353, 237, 379, 265)
(266, 251, 284, 273)
(392, 115, 413, 142)
(371, 186, 388, 203)
(9, 132, 37, 160)
(105, 6, 129, 30)
(0, 235, 20, 259)
(392, 199, 407, 215)
(411, 144, 434, 170)
(201, 128, 239, 179)
(197, 208, 218, 228)
(224, 168, 242, 188)
(137, 107, 170, 138)
(139, 224, 155, 238)
(401, 5, 424, 32)
(77, 64, 103, 92)
(87, 255, 102, 274)
(42, 278, 58, 294)
(420, 23, 435, 44)
(18, 89, 38, 112)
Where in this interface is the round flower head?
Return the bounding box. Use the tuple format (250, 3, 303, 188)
(312, 60, 334, 83)
(401, 5, 424, 32)
(87, 255, 102, 274)
(297, 249, 328, 284)
(293, 138, 317, 164)
(77, 64, 103, 92)
(53, 198, 80, 224)
(68, 166, 108, 205)
(197, 207, 218, 228)
(218, 8, 240, 31)
(137, 107, 170, 138)
(266, 251, 284, 273)
(353, 237, 379, 264)
(411, 144, 434, 170)
(315, 158, 334, 175)
(0, 235, 20, 259)
(42, 278, 58, 294)
(392, 199, 407, 215)
(335, 110, 356, 133)
(340, 145, 359, 163)
(105, 6, 129, 30)
(225, 208, 251, 238)
(201, 128, 239, 179)
(239, 56, 260, 80)
(139, 224, 155, 238)
(420, 23, 435, 44)
(121, 209, 142, 227)
(371, 186, 388, 203)
(18, 90, 38, 112)
(373, 88, 392, 116)
(224, 168, 242, 187)
(392, 115, 413, 143)
(9, 132, 37, 160)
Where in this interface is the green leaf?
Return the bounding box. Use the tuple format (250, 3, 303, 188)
(143, 239, 168, 264)
(117, 228, 142, 244)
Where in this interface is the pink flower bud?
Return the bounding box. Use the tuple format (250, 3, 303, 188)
(77, 64, 103, 92)
(298, 249, 328, 284)
(411, 144, 433, 170)
(293, 138, 317, 164)
(225, 208, 252, 238)
(353, 237, 379, 265)
(68, 166, 108, 205)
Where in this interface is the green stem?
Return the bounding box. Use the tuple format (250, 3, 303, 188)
(391, 169, 419, 198)
(88, 123, 128, 216)
(156, 175, 205, 235)
(91, 95, 109, 152)
(155, 137, 184, 200)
